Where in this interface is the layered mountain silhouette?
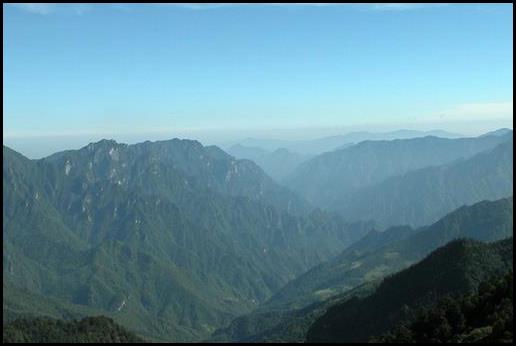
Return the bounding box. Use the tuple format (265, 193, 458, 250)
(336, 136, 513, 227)
(265, 197, 513, 310)
(3, 130, 513, 343)
(232, 129, 462, 156)
(286, 131, 512, 227)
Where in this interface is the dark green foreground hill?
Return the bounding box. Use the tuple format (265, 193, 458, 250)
(306, 238, 513, 343)
(3, 316, 145, 343)
(373, 271, 513, 343)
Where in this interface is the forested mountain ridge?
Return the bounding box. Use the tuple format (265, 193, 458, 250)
(3, 134, 512, 342)
(209, 197, 513, 342)
(38, 138, 310, 216)
(263, 197, 513, 311)
(3, 139, 373, 341)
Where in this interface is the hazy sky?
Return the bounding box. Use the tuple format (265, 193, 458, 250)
(3, 3, 513, 157)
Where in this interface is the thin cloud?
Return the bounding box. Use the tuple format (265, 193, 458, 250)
(9, 3, 57, 15)
(8, 3, 447, 14)
(367, 3, 449, 11)
(164, 3, 340, 10)
(8, 3, 92, 15)
(169, 3, 234, 10)
(151, 3, 447, 12)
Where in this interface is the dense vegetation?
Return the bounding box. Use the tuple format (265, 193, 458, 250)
(264, 197, 513, 310)
(210, 198, 513, 342)
(3, 316, 145, 343)
(3, 131, 513, 343)
(373, 271, 513, 343)
(306, 238, 513, 342)
(209, 280, 378, 342)
(3, 139, 372, 341)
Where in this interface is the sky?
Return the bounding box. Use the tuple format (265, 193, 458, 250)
(3, 3, 514, 158)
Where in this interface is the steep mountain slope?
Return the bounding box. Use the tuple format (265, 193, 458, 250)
(39, 138, 310, 216)
(286, 132, 511, 209)
(306, 238, 513, 342)
(3, 140, 372, 342)
(264, 197, 513, 310)
(208, 198, 513, 342)
(337, 137, 513, 227)
(226, 144, 310, 181)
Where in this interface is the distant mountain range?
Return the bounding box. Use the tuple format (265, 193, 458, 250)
(225, 129, 466, 182)
(336, 136, 513, 227)
(285, 130, 513, 227)
(3, 139, 372, 342)
(231, 129, 463, 156)
(480, 127, 513, 137)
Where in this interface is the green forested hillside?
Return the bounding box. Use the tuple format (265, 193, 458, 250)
(3, 140, 372, 341)
(3, 316, 145, 343)
(372, 271, 513, 343)
(306, 238, 513, 342)
(263, 197, 513, 311)
(209, 280, 378, 342)
(209, 198, 513, 342)
(3, 137, 512, 342)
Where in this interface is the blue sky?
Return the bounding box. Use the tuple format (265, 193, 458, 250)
(3, 3, 513, 157)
